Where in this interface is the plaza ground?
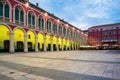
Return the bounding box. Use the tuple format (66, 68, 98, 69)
(0, 50, 120, 80)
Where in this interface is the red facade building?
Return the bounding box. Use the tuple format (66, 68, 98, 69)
(88, 23, 120, 49)
(0, 0, 87, 53)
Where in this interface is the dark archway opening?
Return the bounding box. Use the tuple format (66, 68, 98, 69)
(16, 41, 24, 52)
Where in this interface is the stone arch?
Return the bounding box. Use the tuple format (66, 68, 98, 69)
(0, 23, 12, 32)
(13, 26, 26, 34)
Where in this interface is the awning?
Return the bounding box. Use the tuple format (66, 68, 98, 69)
(103, 44, 109, 46)
(112, 44, 119, 46)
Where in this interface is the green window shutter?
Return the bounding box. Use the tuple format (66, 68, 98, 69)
(56, 25, 57, 32)
(61, 27, 62, 34)
(55, 24, 57, 32)
(42, 19, 44, 28)
(5, 4, 9, 18)
(46, 20, 48, 29)
(38, 18, 41, 28)
(0, 2, 3, 16)
(53, 23, 57, 32)
(58, 26, 60, 33)
(60, 27, 62, 34)
(54, 25, 56, 32)
(32, 15, 35, 25)
(49, 22, 51, 30)
(20, 10, 24, 22)
(59, 26, 60, 33)
(40, 18, 41, 27)
(63, 28, 66, 35)
(28, 13, 31, 24)
(15, 8, 19, 20)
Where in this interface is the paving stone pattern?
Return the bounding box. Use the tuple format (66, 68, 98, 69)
(0, 50, 120, 80)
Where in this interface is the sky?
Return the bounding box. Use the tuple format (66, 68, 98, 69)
(29, 0, 120, 30)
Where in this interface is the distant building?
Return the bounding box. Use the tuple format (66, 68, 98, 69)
(88, 23, 120, 49)
(83, 30, 88, 35)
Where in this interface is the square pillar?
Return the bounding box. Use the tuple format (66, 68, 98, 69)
(44, 35, 46, 51)
(35, 36, 38, 52)
(10, 32, 14, 53)
(56, 37, 59, 51)
(61, 38, 63, 51)
(51, 36, 53, 51)
(24, 34, 28, 53)
(66, 39, 68, 51)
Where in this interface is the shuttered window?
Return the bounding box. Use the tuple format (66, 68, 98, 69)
(0, 2, 3, 16)
(4, 4, 9, 18)
(20, 10, 24, 22)
(15, 8, 19, 20)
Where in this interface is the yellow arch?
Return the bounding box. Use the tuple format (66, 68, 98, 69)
(58, 37, 62, 49)
(14, 28, 24, 50)
(0, 25, 10, 50)
(38, 33, 44, 50)
(53, 36, 57, 45)
(67, 39, 70, 48)
(63, 38, 66, 46)
(46, 34, 51, 48)
(27, 31, 35, 50)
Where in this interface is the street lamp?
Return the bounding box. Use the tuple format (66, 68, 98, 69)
(44, 12, 48, 18)
(25, 2, 29, 7)
(57, 19, 60, 23)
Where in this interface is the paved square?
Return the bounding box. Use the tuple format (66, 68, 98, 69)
(0, 50, 120, 80)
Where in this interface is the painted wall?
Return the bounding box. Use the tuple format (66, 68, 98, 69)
(0, 25, 10, 49)
(14, 28, 24, 49)
(28, 31, 35, 49)
(38, 33, 44, 49)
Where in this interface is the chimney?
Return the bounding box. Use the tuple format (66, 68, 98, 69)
(36, 3, 39, 7)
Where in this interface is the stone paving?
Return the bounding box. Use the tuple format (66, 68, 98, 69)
(0, 50, 120, 80)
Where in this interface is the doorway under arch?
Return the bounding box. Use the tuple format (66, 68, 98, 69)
(27, 31, 35, 51)
(14, 28, 24, 52)
(38, 33, 44, 51)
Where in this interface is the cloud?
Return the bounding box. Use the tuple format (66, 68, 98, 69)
(29, 0, 120, 30)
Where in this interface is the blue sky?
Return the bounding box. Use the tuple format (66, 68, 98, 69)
(29, 0, 120, 30)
